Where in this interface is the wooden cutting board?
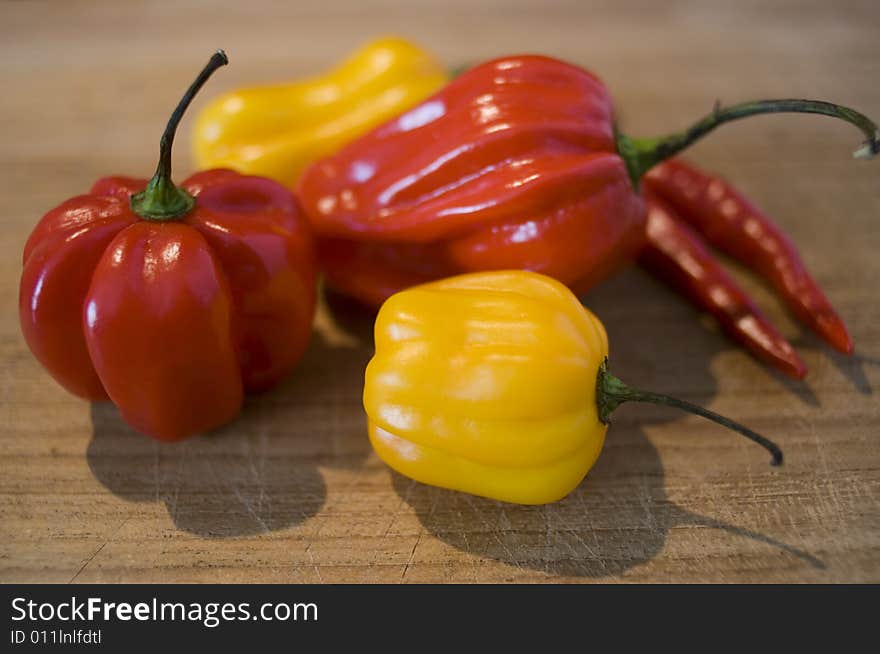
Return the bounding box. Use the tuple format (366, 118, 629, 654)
(2, 0, 878, 583)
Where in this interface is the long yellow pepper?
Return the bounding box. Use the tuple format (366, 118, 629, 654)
(364, 271, 782, 505)
(192, 37, 449, 184)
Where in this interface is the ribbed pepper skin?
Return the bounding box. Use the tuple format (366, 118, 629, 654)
(193, 37, 449, 184)
(364, 270, 610, 505)
(298, 55, 646, 306)
(20, 171, 316, 441)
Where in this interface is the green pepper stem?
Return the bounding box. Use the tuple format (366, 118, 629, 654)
(596, 359, 783, 466)
(130, 50, 229, 220)
(616, 98, 879, 187)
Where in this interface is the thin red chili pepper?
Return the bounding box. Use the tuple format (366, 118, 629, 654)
(644, 158, 853, 354)
(639, 190, 807, 378)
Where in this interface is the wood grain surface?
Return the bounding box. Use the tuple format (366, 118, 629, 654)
(1, 0, 878, 583)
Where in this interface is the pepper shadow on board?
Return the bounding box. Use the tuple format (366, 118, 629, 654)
(86, 322, 373, 538)
(352, 269, 824, 579)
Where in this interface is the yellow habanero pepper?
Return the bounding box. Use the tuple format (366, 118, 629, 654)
(364, 271, 782, 505)
(192, 36, 449, 184)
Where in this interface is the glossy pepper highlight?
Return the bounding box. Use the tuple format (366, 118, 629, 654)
(638, 188, 807, 379)
(193, 37, 449, 184)
(297, 54, 878, 375)
(20, 52, 317, 441)
(643, 157, 854, 358)
(365, 271, 782, 505)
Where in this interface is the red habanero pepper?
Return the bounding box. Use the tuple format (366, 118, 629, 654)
(299, 56, 647, 300)
(638, 190, 807, 378)
(19, 52, 316, 440)
(296, 56, 877, 376)
(643, 157, 853, 355)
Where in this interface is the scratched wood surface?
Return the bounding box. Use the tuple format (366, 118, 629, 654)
(1, 0, 878, 583)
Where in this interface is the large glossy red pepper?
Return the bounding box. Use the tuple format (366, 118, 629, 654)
(297, 55, 878, 375)
(19, 52, 316, 440)
(299, 55, 646, 300)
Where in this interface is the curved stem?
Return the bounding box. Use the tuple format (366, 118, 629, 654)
(616, 98, 879, 187)
(596, 359, 783, 466)
(130, 50, 229, 220)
